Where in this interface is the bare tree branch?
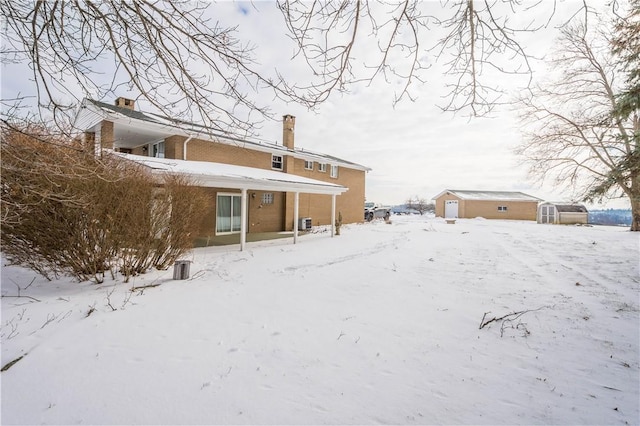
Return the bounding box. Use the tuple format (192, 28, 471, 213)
(1, 0, 302, 135)
(278, 0, 572, 117)
(2, 0, 593, 132)
(515, 11, 638, 229)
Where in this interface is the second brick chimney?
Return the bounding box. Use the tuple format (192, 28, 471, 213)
(283, 114, 295, 150)
(115, 97, 135, 110)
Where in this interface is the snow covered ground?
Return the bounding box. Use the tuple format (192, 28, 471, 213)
(1, 215, 638, 425)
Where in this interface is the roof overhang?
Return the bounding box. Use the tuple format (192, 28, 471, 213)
(75, 99, 371, 172)
(114, 153, 348, 196)
(432, 189, 542, 202)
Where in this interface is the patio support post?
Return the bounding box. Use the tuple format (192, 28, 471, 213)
(240, 188, 247, 251)
(331, 194, 336, 237)
(293, 191, 299, 244)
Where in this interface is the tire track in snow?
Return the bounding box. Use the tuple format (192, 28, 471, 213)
(496, 230, 637, 311)
(278, 230, 412, 275)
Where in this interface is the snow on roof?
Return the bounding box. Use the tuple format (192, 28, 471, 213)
(555, 204, 588, 213)
(434, 189, 542, 202)
(84, 99, 370, 171)
(115, 153, 348, 195)
(540, 202, 588, 213)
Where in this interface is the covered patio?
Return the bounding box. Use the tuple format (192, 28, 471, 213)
(118, 153, 348, 251)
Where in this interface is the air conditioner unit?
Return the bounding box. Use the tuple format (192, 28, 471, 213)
(298, 217, 312, 231)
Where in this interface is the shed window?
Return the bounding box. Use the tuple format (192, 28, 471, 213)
(304, 160, 313, 170)
(318, 163, 327, 172)
(498, 206, 508, 212)
(272, 154, 283, 170)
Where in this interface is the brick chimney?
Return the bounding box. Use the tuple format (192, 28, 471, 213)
(283, 114, 295, 150)
(115, 97, 135, 110)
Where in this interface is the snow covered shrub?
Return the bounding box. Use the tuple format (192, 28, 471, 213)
(1, 124, 207, 283)
(146, 175, 208, 271)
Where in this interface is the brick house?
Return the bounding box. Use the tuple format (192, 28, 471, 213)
(433, 189, 541, 220)
(73, 97, 370, 248)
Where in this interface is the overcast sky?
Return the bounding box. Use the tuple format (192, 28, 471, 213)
(221, 1, 628, 209)
(1, 1, 630, 209)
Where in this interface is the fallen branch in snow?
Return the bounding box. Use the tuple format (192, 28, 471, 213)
(601, 385, 622, 392)
(31, 310, 73, 333)
(105, 288, 118, 311)
(1, 277, 40, 303)
(1, 294, 40, 303)
(479, 307, 547, 331)
(131, 283, 161, 291)
(2, 319, 19, 340)
(1, 354, 26, 372)
(500, 319, 530, 338)
(86, 303, 96, 318)
(120, 289, 133, 310)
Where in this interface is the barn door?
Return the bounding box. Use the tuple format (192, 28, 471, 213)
(541, 205, 555, 223)
(445, 200, 459, 218)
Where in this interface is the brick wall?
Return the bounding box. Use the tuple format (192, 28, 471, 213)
(434, 193, 460, 217)
(185, 139, 273, 168)
(103, 124, 367, 231)
(435, 194, 538, 220)
(100, 121, 114, 151)
(164, 135, 186, 159)
(282, 158, 366, 230)
(463, 200, 538, 220)
(248, 191, 285, 232)
(181, 138, 366, 228)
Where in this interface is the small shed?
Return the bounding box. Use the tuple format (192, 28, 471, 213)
(432, 189, 541, 220)
(537, 202, 588, 225)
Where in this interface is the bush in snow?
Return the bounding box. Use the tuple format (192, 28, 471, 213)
(1, 123, 207, 283)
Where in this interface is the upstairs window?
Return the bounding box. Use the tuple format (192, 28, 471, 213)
(330, 165, 338, 178)
(318, 163, 327, 172)
(272, 154, 283, 170)
(304, 160, 313, 170)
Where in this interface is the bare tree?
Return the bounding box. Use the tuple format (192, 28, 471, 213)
(1, 0, 298, 134)
(592, 0, 640, 228)
(1, 0, 588, 135)
(405, 196, 434, 215)
(277, 0, 581, 117)
(515, 11, 639, 230)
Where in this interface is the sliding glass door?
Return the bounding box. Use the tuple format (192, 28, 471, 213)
(216, 193, 242, 234)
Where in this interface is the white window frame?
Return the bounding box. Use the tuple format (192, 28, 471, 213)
(330, 165, 338, 178)
(498, 206, 508, 212)
(272, 154, 283, 170)
(151, 140, 165, 158)
(261, 193, 274, 204)
(318, 163, 327, 172)
(304, 160, 313, 170)
(216, 193, 242, 235)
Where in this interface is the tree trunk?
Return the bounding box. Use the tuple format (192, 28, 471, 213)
(630, 173, 640, 231)
(631, 196, 640, 231)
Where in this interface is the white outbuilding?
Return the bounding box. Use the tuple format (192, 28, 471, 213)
(537, 202, 589, 225)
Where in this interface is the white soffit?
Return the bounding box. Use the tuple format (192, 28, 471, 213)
(117, 153, 348, 195)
